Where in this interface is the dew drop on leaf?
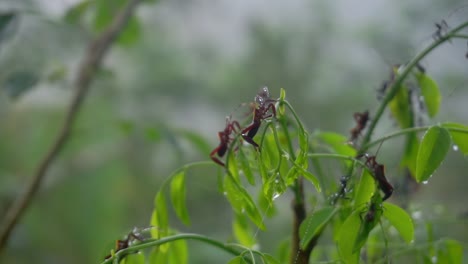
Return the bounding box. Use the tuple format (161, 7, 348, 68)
(453, 145, 459, 151)
(272, 192, 280, 200)
(422, 180, 429, 185)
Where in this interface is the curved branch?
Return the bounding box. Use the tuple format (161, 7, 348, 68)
(360, 21, 468, 151)
(101, 233, 250, 264)
(0, 0, 142, 251)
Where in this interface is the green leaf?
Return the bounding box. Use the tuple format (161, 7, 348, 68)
(316, 132, 357, 157)
(168, 239, 188, 264)
(299, 207, 337, 249)
(290, 162, 320, 192)
(121, 252, 145, 264)
(278, 88, 286, 116)
(276, 239, 290, 264)
(170, 170, 190, 225)
(118, 16, 141, 46)
(415, 126, 451, 182)
(284, 166, 299, 186)
(149, 246, 169, 264)
(224, 176, 265, 229)
(442, 122, 468, 155)
(354, 170, 376, 208)
(257, 191, 277, 217)
(382, 202, 414, 244)
(353, 198, 382, 253)
(238, 148, 255, 185)
(416, 72, 441, 117)
(263, 173, 286, 202)
(337, 210, 361, 264)
(437, 239, 463, 264)
(228, 256, 248, 264)
(93, 0, 140, 46)
(64, 0, 91, 24)
(389, 84, 412, 128)
(4, 71, 39, 99)
(298, 130, 309, 154)
(233, 212, 256, 247)
(151, 191, 168, 239)
(262, 254, 281, 264)
(227, 151, 241, 183)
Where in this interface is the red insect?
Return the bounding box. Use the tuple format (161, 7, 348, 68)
(104, 230, 144, 260)
(364, 155, 394, 201)
(241, 86, 277, 149)
(210, 116, 242, 167)
(349, 111, 369, 142)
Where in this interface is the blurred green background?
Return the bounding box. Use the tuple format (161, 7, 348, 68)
(0, 0, 467, 263)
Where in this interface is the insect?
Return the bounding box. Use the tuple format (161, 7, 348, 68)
(210, 116, 242, 167)
(363, 200, 380, 222)
(377, 64, 399, 100)
(364, 154, 394, 201)
(433, 20, 450, 41)
(349, 111, 370, 143)
(331, 175, 351, 205)
(241, 86, 277, 149)
(104, 229, 144, 260)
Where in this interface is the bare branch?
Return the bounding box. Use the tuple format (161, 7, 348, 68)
(0, 0, 142, 252)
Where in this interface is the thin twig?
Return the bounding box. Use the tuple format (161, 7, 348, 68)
(0, 0, 142, 252)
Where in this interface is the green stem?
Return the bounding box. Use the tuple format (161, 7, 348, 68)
(362, 126, 468, 151)
(452, 34, 468, 39)
(101, 233, 249, 264)
(360, 21, 468, 151)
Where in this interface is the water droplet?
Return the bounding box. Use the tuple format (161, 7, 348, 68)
(453, 145, 459, 151)
(223, 192, 227, 196)
(431, 256, 437, 263)
(272, 192, 281, 200)
(241, 208, 245, 213)
(274, 179, 279, 184)
(422, 180, 429, 185)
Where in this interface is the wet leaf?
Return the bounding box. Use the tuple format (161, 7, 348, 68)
(170, 170, 190, 225)
(415, 72, 441, 117)
(442, 122, 468, 155)
(436, 239, 463, 264)
(382, 202, 414, 244)
(337, 210, 361, 264)
(389, 84, 412, 128)
(299, 207, 337, 249)
(354, 170, 375, 208)
(415, 126, 451, 182)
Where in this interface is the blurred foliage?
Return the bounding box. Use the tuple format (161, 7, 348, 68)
(0, 0, 467, 263)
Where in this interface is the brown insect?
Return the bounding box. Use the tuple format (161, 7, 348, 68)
(210, 116, 242, 167)
(364, 155, 393, 201)
(104, 230, 144, 260)
(349, 111, 370, 142)
(241, 87, 277, 149)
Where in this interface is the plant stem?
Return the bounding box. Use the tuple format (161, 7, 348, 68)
(360, 21, 468, 152)
(362, 125, 468, 150)
(101, 233, 250, 264)
(0, 0, 142, 252)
